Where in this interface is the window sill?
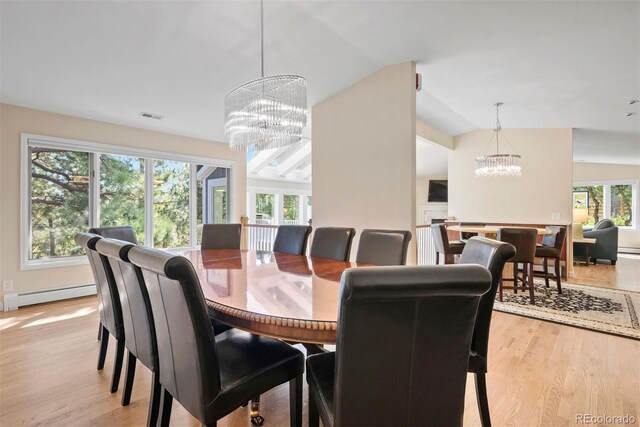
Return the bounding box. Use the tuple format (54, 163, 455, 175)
(21, 256, 88, 271)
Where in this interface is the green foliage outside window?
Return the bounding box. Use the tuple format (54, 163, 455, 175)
(30, 148, 90, 259)
(100, 155, 145, 243)
(153, 160, 190, 248)
(283, 195, 299, 222)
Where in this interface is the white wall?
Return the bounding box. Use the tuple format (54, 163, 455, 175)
(573, 162, 640, 248)
(0, 103, 246, 297)
(312, 62, 417, 263)
(449, 128, 573, 225)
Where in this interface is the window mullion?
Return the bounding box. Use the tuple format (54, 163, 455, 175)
(145, 159, 154, 246)
(189, 164, 197, 247)
(89, 153, 100, 228)
(603, 185, 612, 219)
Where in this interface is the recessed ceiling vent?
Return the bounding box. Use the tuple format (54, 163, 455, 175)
(139, 112, 164, 120)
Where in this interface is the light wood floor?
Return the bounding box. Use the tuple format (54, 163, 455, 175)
(2, 298, 639, 426)
(571, 253, 640, 292)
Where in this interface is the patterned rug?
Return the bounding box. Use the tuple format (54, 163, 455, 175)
(493, 280, 640, 340)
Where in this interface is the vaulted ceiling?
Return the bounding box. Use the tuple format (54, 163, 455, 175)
(1, 1, 638, 165)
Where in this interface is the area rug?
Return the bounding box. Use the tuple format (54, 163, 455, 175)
(493, 280, 640, 340)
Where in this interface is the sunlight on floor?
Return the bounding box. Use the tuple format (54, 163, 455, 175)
(21, 307, 96, 328)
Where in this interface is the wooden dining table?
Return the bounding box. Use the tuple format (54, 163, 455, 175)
(173, 248, 365, 345)
(447, 225, 553, 237)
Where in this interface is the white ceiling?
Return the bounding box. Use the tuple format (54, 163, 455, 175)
(416, 137, 449, 177)
(1, 1, 639, 165)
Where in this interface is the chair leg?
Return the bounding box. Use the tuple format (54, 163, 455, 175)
(554, 258, 562, 294)
(513, 264, 518, 294)
(97, 326, 109, 370)
(474, 373, 492, 427)
(528, 263, 535, 304)
(543, 257, 550, 287)
(121, 350, 137, 406)
(147, 372, 161, 427)
(110, 338, 125, 393)
(97, 323, 103, 341)
(498, 278, 503, 302)
(435, 252, 439, 265)
(308, 390, 320, 427)
(289, 374, 302, 427)
(157, 386, 173, 427)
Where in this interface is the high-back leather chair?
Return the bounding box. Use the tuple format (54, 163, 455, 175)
(95, 238, 161, 425)
(355, 229, 412, 265)
(306, 264, 492, 427)
(75, 232, 125, 394)
(89, 226, 138, 244)
(128, 245, 305, 427)
(535, 226, 567, 294)
(497, 228, 538, 304)
(460, 237, 516, 427)
(431, 223, 465, 264)
(309, 227, 356, 261)
(201, 223, 242, 250)
(273, 225, 312, 255)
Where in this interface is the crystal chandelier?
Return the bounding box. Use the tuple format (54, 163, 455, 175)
(475, 102, 522, 178)
(224, 0, 307, 152)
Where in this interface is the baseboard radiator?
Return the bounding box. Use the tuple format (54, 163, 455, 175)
(3, 283, 96, 312)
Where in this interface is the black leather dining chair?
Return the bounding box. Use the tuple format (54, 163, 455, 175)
(201, 223, 242, 250)
(534, 226, 567, 294)
(306, 264, 491, 427)
(89, 226, 138, 341)
(309, 227, 356, 261)
(498, 228, 538, 304)
(95, 238, 161, 426)
(432, 223, 465, 264)
(89, 225, 138, 244)
(460, 237, 517, 427)
(75, 232, 125, 394)
(355, 229, 412, 265)
(128, 245, 305, 427)
(273, 225, 312, 255)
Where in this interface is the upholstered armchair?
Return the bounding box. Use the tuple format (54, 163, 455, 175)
(574, 219, 619, 265)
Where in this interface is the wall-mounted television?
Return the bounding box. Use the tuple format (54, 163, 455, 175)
(428, 180, 448, 202)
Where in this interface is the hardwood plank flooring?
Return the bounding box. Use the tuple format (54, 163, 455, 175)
(571, 254, 640, 291)
(1, 297, 639, 426)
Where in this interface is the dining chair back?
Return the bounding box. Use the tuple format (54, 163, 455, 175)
(306, 264, 491, 427)
(201, 223, 242, 250)
(96, 238, 161, 419)
(128, 245, 304, 426)
(431, 224, 465, 264)
(535, 226, 567, 294)
(273, 225, 312, 255)
(459, 237, 516, 427)
(89, 226, 138, 244)
(497, 227, 538, 304)
(355, 229, 412, 265)
(75, 232, 125, 393)
(309, 227, 356, 261)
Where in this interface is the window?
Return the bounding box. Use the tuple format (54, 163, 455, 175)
(99, 154, 145, 243)
(153, 160, 190, 249)
(573, 182, 636, 228)
(22, 134, 234, 268)
(256, 193, 275, 224)
(29, 147, 89, 260)
(283, 195, 300, 225)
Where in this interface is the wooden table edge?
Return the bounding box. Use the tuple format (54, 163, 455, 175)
(205, 300, 338, 345)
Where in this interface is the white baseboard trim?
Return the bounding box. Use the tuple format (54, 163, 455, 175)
(3, 283, 96, 312)
(620, 247, 640, 254)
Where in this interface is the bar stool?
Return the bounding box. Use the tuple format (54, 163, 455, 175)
(431, 224, 465, 264)
(497, 228, 538, 304)
(534, 226, 567, 294)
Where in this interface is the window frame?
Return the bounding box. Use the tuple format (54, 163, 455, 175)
(21, 133, 236, 270)
(573, 179, 638, 229)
